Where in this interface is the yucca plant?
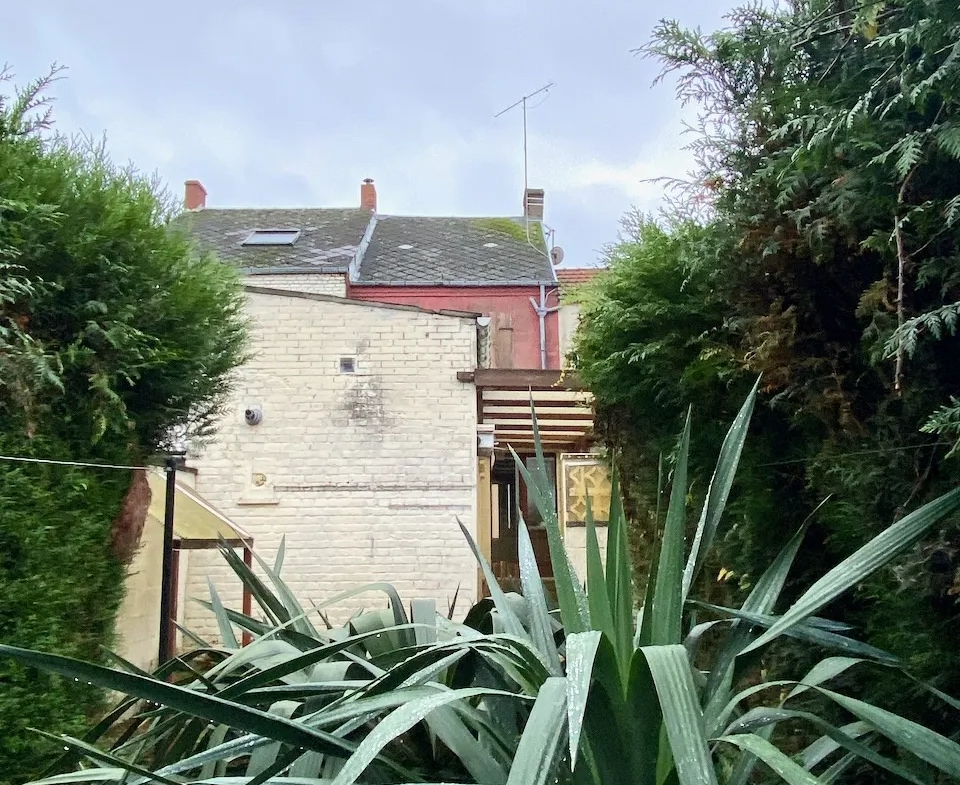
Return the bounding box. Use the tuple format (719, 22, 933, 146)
(2, 383, 960, 784)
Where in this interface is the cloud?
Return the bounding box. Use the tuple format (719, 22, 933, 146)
(3, 0, 723, 267)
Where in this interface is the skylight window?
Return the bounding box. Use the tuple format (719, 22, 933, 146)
(242, 229, 301, 246)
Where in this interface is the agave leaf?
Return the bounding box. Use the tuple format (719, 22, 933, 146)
(683, 619, 731, 662)
(191, 602, 314, 652)
(0, 645, 387, 767)
(198, 724, 230, 781)
(743, 487, 960, 655)
(310, 582, 409, 629)
(641, 644, 718, 785)
(31, 731, 182, 785)
(606, 467, 635, 672)
(691, 602, 898, 664)
(274, 535, 286, 575)
(512, 445, 588, 635)
(505, 677, 569, 785)
(565, 631, 602, 765)
(328, 687, 510, 785)
(623, 649, 660, 785)
(173, 621, 209, 649)
(649, 411, 692, 646)
(207, 578, 239, 650)
(704, 513, 815, 704)
(245, 701, 301, 776)
(216, 540, 289, 626)
(787, 657, 866, 700)
(410, 598, 437, 646)
(907, 675, 960, 711)
(318, 686, 518, 729)
(714, 733, 822, 785)
(584, 495, 616, 647)
(246, 546, 318, 638)
(518, 520, 563, 675)
(723, 707, 926, 784)
(426, 705, 509, 785)
(682, 379, 758, 600)
(800, 722, 872, 771)
(25, 770, 127, 785)
(724, 724, 774, 785)
(818, 688, 960, 779)
(457, 517, 526, 638)
(819, 752, 860, 784)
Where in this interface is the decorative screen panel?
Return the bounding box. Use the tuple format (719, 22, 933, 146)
(561, 456, 612, 526)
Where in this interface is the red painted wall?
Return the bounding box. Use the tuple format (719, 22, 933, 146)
(350, 285, 561, 369)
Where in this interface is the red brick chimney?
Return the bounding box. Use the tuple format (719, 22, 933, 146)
(184, 180, 207, 211)
(360, 178, 377, 212)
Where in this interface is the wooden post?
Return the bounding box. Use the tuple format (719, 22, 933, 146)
(477, 456, 493, 599)
(242, 546, 254, 646)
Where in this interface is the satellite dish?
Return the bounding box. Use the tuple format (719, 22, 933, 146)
(550, 245, 565, 266)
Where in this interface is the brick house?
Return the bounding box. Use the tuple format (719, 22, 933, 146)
(557, 266, 607, 365)
(168, 179, 609, 637)
(349, 182, 561, 370)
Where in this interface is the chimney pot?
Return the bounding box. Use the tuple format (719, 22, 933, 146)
(360, 178, 377, 212)
(523, 187, 544, 221)
(184, 180, 207, 211)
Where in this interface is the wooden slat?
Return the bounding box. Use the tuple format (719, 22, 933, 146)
(481, 389, 592, 403)
(483, 405, 590, 417)
(484, 412, 593, 423)
(486, 419, 591, 430)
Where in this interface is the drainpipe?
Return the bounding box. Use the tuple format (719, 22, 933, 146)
(530, 284, 561, 369)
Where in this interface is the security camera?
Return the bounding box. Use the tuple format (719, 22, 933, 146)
(244, 407, 263, 426)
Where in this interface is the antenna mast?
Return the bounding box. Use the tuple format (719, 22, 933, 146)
(495, 82, 554, 201)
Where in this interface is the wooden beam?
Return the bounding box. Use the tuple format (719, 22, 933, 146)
(173, 538, 247, 550)
(470, 368, 587, 390)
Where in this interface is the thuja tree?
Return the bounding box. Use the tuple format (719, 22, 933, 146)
(0, 68, 248, 783)
(575, 0, 960, 753)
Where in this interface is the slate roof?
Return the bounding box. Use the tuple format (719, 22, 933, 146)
(355, 216, 557, 286)
(177, 208, 373, 272)
(176, 208, 557, 285)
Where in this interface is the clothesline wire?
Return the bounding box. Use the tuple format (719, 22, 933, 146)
(757, 441, 953, 468)
(0, 454, 157, 471)
(1, 440, 954, 473)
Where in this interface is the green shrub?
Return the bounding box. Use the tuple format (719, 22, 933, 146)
(0, 435, 128, 785)
(2, 391, 959, 784)
(0, 68, 248, 783)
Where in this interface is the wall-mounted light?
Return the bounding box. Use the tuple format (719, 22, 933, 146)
(477, 424, 496, 458)
(245, 407, 263, 426)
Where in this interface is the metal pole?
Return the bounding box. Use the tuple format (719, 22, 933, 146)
(522, 96, 528, 203)
(158, 455, 180, 666)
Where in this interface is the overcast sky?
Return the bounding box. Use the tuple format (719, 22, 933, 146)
(4, 0, 732, 267)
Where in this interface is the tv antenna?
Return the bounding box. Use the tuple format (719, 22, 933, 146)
(494, 82, 554, 202)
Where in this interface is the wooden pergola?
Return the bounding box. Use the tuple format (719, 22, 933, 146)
(458, 368, 594, 452)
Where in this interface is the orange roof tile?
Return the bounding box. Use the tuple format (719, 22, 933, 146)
(556, 267, 606, 287)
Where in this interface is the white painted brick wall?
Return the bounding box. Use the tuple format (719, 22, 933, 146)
(245, 273, 347, 297)
(564, 526, 608, 583)
(559, 303, 581, 366)
(184, 290, 478, 642)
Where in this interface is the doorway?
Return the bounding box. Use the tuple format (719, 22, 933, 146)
(487, 454, 557, 597)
